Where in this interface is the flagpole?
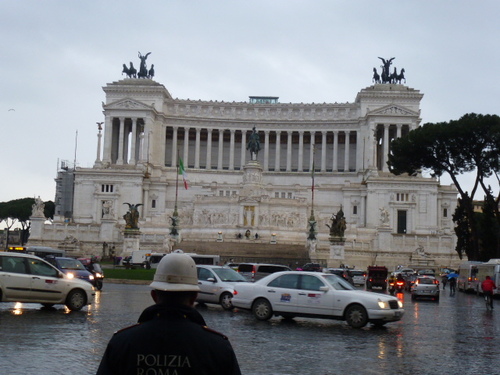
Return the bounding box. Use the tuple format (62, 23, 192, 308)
(170, 152, 180, 238)
(174, 152, 179, 216)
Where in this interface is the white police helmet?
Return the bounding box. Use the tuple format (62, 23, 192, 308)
(150, 250, 200, 292)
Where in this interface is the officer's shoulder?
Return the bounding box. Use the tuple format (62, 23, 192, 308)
(113, 323, 141, 335)
(202, 325, 228, 340)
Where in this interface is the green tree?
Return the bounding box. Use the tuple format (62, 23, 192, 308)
(478, 192, 500, 260)
(0, 198, 55, 246)
(388, 113, 500, 260)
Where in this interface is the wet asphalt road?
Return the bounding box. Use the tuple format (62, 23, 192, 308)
(0, 282, 499, 375)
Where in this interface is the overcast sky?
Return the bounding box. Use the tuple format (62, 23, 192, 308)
(1, 1, 499, 204)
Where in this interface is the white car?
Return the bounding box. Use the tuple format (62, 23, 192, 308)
(0, 252, 95, 311)
(196, 265, 248, 310)
(232, 271, 404, 328)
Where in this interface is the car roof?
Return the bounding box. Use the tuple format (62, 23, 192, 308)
(1, 252, 42, 259)
(239, 262, 289, 266)
(197, 265, 229, 269)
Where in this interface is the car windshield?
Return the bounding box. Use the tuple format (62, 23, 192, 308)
(57, 258, 86, 270)
(213, 267, 247, 282)
(323, 274, 356, 290)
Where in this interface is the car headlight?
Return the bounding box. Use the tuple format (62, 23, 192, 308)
(66, 273, 75, 279)
(378, 299, 389, 309)
(89, 274, 95, 280)
(398, 300, 403, 308)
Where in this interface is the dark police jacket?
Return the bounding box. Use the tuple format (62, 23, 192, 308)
(97, 303, 241, 375)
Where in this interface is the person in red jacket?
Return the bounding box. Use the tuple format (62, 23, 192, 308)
(481, 276, 496, 309)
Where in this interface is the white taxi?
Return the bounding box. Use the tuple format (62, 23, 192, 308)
(232, 271, 404, 328)
(0, 252, 95, 311)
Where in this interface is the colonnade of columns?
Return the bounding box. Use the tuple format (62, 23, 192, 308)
(100, 117, 146, 165)
(96, 118, 410, 174)
(376, 123, 409, 172)
(165, 127, 359, 173)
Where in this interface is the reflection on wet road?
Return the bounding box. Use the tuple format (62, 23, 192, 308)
(0, 284, 498, 374)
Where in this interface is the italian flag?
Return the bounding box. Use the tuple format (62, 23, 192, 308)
(179, 157, 189, 189)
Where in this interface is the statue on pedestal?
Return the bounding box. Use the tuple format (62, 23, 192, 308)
(31, 196, 45, 218)
(246, 127, 261, 161)
(123, 203, 143, 230)
(326, 207, 346, 239)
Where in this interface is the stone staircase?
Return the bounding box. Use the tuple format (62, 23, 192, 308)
(176, 240, 310, 267)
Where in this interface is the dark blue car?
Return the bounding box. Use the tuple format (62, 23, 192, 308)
(45, 257, 95, 286)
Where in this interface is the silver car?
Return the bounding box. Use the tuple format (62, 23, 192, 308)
(0, 252, 95, 311)
(410, 276, 440, 301)
(232, 271, 404, 328)
(196, 265, 248, 310)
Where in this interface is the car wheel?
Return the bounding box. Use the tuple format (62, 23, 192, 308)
(252, 298, 273, 321)
(95, 280, 103, 291)
(66, 289, 87, 311)
(220, 292, 234, 310)
(345, 304, 368, 328)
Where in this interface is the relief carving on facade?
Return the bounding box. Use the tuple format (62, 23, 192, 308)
(192, 209, 238, 226)
(101, 200, 115, 219)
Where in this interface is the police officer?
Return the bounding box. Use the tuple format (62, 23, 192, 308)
(97, 251, 241, 375)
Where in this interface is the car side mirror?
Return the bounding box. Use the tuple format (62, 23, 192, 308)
(207, 277, 216, 283)
(319, 286, 329, 292)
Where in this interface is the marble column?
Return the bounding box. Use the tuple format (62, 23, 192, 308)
(344, 131, 350, 172)
(264, 130, 270, 171)
(321, 131, 327, 172)
(102, 116, 112, 164)
(298, 131, 304, 171)
(286, 131, 292, 171)
(275, 131, 281, 171)
(240, 130, 246, 169)
(183, 127, 190, 167)
(130, 118, 137, 165)
(383, 124, 389, 172)
(206, 129, 212, 170)
(171, 127, 178, 168)
(333, 131, 338, 172)
(218, 129, 224, 170)
(195, 128, 201, 169)
(117, 117, 125, 165)
(309, 131, 315, 172)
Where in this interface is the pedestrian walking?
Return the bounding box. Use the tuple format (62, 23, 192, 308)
(96, 251, 241, 375)
(441, 274, 448, 290)
(448, 274, 457, 295)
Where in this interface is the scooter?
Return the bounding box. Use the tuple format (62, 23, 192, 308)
(394, 280, 405, 293)
(78, 258, 104, 290)
(88, 262, 104, 290)
(389, 279, 405, 294)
